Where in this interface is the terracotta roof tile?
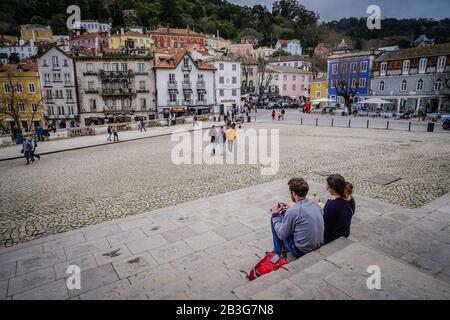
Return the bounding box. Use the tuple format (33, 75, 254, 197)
(375, 42, 450, 61)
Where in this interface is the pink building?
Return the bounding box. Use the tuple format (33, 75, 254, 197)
(266, 65, 313, 98)
(69, 32, 108, 54)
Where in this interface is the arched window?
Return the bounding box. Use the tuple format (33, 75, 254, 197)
(416, 79, 424, 91)
(379, 80, 385, 91)
(434, 78, 442, 90)
(401, 80, 407, 91)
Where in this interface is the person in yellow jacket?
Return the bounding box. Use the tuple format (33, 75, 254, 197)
(226, 123, 237, 152)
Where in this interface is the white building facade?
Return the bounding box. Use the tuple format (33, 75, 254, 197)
(37, 47, 78, 127)
(0, 40, 38, 62)
(154, 51, 216, 117)
(79, 20, 112, 35)
(209, 56, 241, 112)
(75, 56, 156, 126)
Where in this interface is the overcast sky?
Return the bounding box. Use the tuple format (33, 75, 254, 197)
(229, 0, 450, 22)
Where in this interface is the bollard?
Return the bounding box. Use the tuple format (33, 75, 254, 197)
(367, 119, 369, 128)
(408, 122, 411, 131)
(387, 121, 389, 130)
(331, 118, 334, 127)
(316, 118, 318, 126)
(348, 119, 351, 128)
(301, 117, 303, 125)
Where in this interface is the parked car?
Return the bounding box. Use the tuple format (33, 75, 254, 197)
(443, 118, 450, 130)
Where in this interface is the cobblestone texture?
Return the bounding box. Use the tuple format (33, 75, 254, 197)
(0, 123, 449, 246)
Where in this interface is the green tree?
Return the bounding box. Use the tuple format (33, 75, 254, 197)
(30, 16, 47, 26)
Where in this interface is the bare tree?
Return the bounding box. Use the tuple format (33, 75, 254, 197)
(257, 57, 273, 95)
(239, 56, 252, 93)
(0, 72, 45, 135)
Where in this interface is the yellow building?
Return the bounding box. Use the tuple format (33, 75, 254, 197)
(20, 24, 53, 42)
(109, 30, 155, 51)
(0, 62, 45, 133)
(309, 75, 328, 109)
(218, 37, 230, 50)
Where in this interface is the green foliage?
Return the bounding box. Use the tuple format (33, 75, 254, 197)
(272, 49, 291, 57)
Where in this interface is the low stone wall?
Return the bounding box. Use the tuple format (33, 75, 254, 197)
(0, 135, 13, 147)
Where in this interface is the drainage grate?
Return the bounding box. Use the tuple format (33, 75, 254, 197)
(366, 175, 402, 185)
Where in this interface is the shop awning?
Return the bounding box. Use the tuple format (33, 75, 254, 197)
(171, 108, 186, 113)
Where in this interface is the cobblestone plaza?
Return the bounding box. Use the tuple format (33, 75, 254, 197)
(1, 122, 449, 247)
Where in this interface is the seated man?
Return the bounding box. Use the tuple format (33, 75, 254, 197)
(271, 178, 324, 259)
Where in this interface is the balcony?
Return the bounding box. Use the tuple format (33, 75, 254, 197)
(99, 70, 134, 79)
(101, 88, 135, 96)
(182, 64, 192, 72)
(196, 98, 208, 105)
(182, 81, 192, 89)
(196, 81, 206, 89)
(85, 88, 99, 93)
(83, 71, 98, 76)
(136, 88, 149, 93)
(167, 81, 178, 90)
(167, 99, 181, 106)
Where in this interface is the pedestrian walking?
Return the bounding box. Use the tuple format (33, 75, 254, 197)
(272, 109, 276, 120)
(217, 126, 226, 155)
(107, 125, 112, 141)
(20, 135, 33, 165)
(30, 136, 40, 161)
(209, 125, 218, 155)
(281, 108, 285, 120)
(226, 123, 237, 153)
(89, 122, 96, 135)
(140, 118, 146, 132)
(112, 124, 119, 142)
(193, 115, 199, 127)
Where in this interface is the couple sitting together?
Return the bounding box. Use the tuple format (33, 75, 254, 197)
(271, 175, 355, 259)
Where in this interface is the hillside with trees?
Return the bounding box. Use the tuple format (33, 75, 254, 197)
(1, 0, 449, 55)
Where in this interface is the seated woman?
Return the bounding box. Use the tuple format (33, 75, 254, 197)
(323, 174, 355, 244)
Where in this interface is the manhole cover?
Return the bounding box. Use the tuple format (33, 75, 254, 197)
(366, 175, 402, 185)
(314, 171, 332, 177)
(400, 144, 412, 146)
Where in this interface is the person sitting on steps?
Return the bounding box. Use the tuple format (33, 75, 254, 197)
(270, 178, 324, 259)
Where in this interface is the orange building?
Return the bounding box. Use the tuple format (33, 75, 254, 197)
(150, 28, 205, 50)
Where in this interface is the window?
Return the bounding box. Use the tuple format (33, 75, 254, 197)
(341, 64, 347, 74)
(18, 103, 25, 112)
(89, 99, 97, 110)
(184, 93, 190, 101)
(112, 63, 119, 71)
(7, 102, 12, 112)
(380, 62, 387, 76)
(44, 74, 50, 83)
(435, 78, 442, 90)
(232, 89, 237, 96)
(219, 89, 224, 97)
(283, 75, 287, 81)
(42, 59, 48, 67)
(401, 80, 407, 91)
(379, 81, 385, 91)
(63, 59, 68, 67)
(331, 80, 336, 88)
(68, 106, 74, 115)
(351, 79, 356, 88)
(66, 89, 72, 100)
(283, 84, 287, 91)
(16, 83, 23, 93)
(249, 68, 253, 76)
(293, 75, 296, 81)
(46, 89, 52, 98)
(169, 74, 176, 84)
(232, 77, 237, 84)
(416, 79, 424, 91)
(52, 56, 59, 68)
(350, 62, 357, 73)
(31, 103, 38, 112)
(292, 84, 296, 91)
(138, 63, 145, 72)
(402, 60, 410, 74)
(437, 56, 446, 72)
(219, 63, 224, 70)
(419, 58, 427, 74)
(219, 76, 224, 84)
(198, 74, 204, 81)
(169, 92, 177, 102)
(88, 81, 95, 90)
(139, 81, 146, 90)
(86, 63, 93, 72)
(359, 78, 366, 87)
(103, 63, 110, 71)
(197, 92, 205, 102)
(57, 106, 65, 115)
(232, 64, 237, 71)
(140, 98, 147, 109)
(121, 63, 128, 72)
(47, 105, 54, 115)
(3, 84, 10, 92)
(360, 61, 368, 72)
(316, 91, 321, 98)
(28, 83, 35, 93)
(332, 64, 338, 74)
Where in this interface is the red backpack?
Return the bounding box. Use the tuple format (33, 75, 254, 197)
(248, 252, 288, 281)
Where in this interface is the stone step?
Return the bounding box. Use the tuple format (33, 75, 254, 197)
(231, 237, 354, 299)
(234, 240, 450, 300)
